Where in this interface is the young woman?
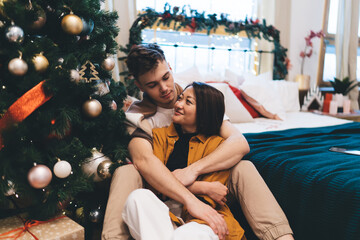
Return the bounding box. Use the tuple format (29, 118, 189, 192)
(122, 82, 245, 240)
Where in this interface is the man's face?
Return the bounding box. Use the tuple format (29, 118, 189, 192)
(136, 60, 176, 108)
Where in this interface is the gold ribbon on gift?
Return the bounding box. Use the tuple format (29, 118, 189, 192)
(0, 80, 53, 150)
(0, 215, 66, 239)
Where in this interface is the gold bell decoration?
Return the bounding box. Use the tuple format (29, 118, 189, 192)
(82, 98, 102, 118)
(8, 52, 28, 76)
(101, 56, 115, 71)
(32, 52, 49, 72)
(61, 12, 83, 35)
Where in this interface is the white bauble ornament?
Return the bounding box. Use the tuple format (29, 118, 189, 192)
(82, 149, 111, 182)
(5, 25, 24, 43)
(70, 69, 80, 83)
(53, 160, 72, 178)
(8, 58, 28, 76)
(27, 164, 52, 189)
(4, 180, 15, 196)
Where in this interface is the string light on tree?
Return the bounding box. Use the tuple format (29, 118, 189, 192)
(61, 12, 83, 35)
(82, 98, 102, 118)
(53, 158, 72, 178)
(8, 52, 28, 76)
(27, 163, 52, 189)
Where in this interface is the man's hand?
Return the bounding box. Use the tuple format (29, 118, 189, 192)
(186, 199, 229, 240)
(203, 181, 228, 206)
(172, 166, 198, 187)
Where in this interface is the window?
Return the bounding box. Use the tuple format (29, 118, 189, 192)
(321, 0, 360, 85)
(136, 0, 258, 74)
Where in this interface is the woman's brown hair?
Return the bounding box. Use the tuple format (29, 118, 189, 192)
(184, 82, 225, 136)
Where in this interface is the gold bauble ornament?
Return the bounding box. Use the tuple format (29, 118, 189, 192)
(101, 57, 115, 71)
(97, 159, 113, 180)
(32, 54, 49, 72)
(82, 99, 102, 118)
(61, 14, 83, 35)
(75, 207, 84, 219)
(29, 5, 47, 30)
(8, 57, 28, 76)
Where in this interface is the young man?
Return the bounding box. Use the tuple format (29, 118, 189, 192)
(102, 44, 294, 240)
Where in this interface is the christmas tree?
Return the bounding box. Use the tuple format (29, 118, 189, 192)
(0, 0, 129, 229)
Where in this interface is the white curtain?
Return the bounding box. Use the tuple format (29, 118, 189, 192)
(335, 0, 360, 110)
(102, 0, 137, 82)
(257, 0, 291, 80)
(257, 0, 275, 78)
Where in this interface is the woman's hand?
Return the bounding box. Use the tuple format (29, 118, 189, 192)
(185, 199, 229, 240)
(204, 181, 228, 206)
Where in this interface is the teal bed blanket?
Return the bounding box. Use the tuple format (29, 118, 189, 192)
(243, 122, 360, 240)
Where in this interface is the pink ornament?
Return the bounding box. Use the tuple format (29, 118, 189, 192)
(27, 164, 52, 189)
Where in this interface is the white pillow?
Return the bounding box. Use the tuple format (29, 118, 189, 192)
(270, 81, 300, 112)
(224, 68, 245, 87)
(242, 71, 272, 85)
(173, 66, 204, 89)
(208, 83, 254, 123)
(240, 79, 286, 120)
(203, 71, 224, 83)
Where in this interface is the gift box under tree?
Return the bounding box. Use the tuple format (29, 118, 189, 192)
(0, 214, 84, 240)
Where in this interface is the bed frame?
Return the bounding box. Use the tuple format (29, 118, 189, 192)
(120, 5, 289, 97)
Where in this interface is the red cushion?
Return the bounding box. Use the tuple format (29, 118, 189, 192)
(205, 81, 261, 118)
(228, 85, 260, 118)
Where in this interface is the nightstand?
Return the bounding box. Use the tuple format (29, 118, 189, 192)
(310, 110, 360, 122)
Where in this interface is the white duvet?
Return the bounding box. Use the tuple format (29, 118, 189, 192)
(233, 111, 351, 134)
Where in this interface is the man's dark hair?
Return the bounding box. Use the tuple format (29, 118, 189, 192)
(126, 44, 166, 80)
(185, 82, 225, 136)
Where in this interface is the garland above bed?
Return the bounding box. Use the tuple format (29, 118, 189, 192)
(120, 4, 289, 96)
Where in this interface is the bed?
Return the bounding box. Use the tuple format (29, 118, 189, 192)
(232, 113, 360, 240)
(123, 6, 360, 240)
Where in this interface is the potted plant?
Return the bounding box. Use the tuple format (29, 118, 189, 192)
(329, 76, 359, 95)
(296, 30, 324, 90)
(329, 76, 359, 113)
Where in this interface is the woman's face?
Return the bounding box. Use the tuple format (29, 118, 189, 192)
(172, 86, 197, 133)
